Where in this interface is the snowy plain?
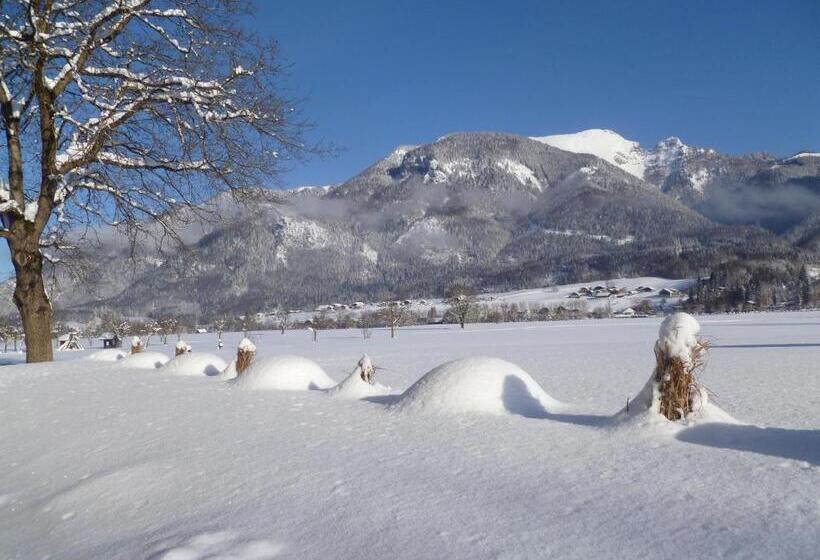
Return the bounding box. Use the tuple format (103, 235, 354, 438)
(0, 312, 818, 559)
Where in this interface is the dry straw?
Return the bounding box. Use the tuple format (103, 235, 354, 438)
(236, 344, 255, 376)
(653, 339, 709, 420)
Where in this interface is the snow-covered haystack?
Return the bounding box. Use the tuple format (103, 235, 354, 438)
(130, 336, 143, 354)
(328, 354, 392, 399)
(230, 355, 335, 391)
(235, 338, 256, 375)
(392, 356, 562, 417)
(622, 312, 734, 424)
(174, 340, 191, 356)
(161, 352, 227, 377)
(118, 351, 170, 370)
(85, 348, 127, 362)
(221, 338, 256, 381)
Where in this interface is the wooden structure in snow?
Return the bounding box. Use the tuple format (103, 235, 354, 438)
(58, 332, 84, 351)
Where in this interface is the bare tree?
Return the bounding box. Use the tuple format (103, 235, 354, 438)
(383, 301, 405, 339)
(158, 317, 179, 344)
(273, 307, 290, 334)
(0, 1, 306, 362)
(213, 318, 225, 349)
(445, 285, 476, 329)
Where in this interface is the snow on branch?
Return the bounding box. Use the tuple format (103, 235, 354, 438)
(0, 0, 307, 252)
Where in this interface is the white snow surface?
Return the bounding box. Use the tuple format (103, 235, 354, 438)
(393, 356, 564, 417)
(117, 350, 170, 369)
(85, 348, 126, 362)
(533, 129, 647, 179)
(161, 352, 227, 377)
(230, 355, 335, 391)
(1, 312, 819, 559)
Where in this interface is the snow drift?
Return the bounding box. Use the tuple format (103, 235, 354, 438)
(162, 352, 227, 377)
(118, 351, 170, 370)
(230, 355, 335, 391)
(328, 354, 392, 399)
(392, 356, 562, 417)
(85, 348, 127, 362)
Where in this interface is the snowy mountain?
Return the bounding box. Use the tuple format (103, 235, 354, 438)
(532, 129, 647, 179)
(15, 130, 816, 318)
(532, 129, 801, 211)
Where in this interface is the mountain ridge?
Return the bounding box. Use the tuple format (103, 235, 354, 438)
(4, 129, 814, 319)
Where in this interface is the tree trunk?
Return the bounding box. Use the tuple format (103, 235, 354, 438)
(11, 244, 53, 363)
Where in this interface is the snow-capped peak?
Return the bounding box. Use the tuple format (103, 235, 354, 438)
(784, 151, 820, 162)
(531, 129, 646, 179)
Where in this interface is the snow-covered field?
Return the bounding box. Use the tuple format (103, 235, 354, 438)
(1, 312, 818, 559)
(285, 276, 691, 321)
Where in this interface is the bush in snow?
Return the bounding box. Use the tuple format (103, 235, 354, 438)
(175, 340, 191, 357)
(130, 336, 143, 354)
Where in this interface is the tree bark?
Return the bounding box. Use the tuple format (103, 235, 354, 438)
(10, 242, 53, 363)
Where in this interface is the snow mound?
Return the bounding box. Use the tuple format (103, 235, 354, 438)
(162, 352, 228, 377)
(328, 354, 392, 399)
(392, 357, 562, 417)
(85, 348, 127, 362)
(118, 351, 170, 370)
(230, 355, 335, 391)
(220, 360, 239, 381)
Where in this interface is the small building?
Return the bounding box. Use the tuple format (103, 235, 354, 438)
(616, 307, 636, 318)
(99, 332, 121, 349)
(659, 288, 679, 297)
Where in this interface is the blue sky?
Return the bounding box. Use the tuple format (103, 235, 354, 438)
(1, 0, 818, 277)
(259, 0, 820, 187)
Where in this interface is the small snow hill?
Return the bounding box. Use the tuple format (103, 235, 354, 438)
(162, 352, 228, 377)
(230, 355, 335, 391)
(118, 351, 170, 369)
(393, 357, 564, 418)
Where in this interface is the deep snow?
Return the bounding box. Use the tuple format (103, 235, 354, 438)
(0, 312, 818, 559)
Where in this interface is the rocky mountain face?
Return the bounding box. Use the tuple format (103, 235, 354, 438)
(535, 129, 820, 231)
(18, 131, 818, 319)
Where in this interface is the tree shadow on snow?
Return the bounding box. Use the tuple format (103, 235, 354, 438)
(502, 375, 609, 425)
(676, 423, 820, 465)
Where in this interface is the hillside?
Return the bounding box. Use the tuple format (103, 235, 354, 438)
(6, 130, 816, 319)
